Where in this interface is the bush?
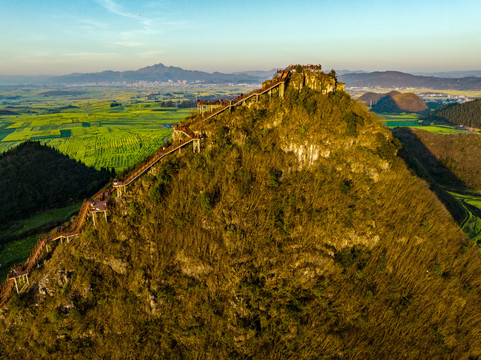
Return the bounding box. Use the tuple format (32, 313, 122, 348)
(376, 133, 400, 161)
(268, 169, 282, 188)
(343, 112, 363, 137)
(200, 192, 213, 212)
(199, 188, 220, 212)
(150, 183, 166, 203)
(340, 179, 352, 194)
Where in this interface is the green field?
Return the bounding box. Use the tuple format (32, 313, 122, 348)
(0, 105, 190, 172)
(376, 112, 473, 134)
(378, 113, 423, 127)
(0, 86, 254, 172)
(445, 191, 481, 244)
(414, 125, 471, 134)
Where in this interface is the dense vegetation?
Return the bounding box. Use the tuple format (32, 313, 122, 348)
(2, 85, 481, 358)
(393, 128, 481, 191)
(0, 141, 112, 224)
(392, 127, 481, 243)
(430, 98, 481, 128)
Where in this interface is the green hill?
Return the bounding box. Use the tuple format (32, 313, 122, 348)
(393, 127, 481, 191)
(0, 141, 112, 224)
(430, 98, 481, 127)
(371, 91, 428, 113)
(1, 73, 481, 359)
(358, 91, 383, 106)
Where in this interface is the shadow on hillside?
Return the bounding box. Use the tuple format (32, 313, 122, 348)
(392, 127, 468, 224)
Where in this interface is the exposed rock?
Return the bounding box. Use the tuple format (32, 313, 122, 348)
(102, 258, 128, 274)
(289, 71, 339, 94)
(38, 276, 54, 297)
(147, 293, 158, 315)
(281, 143, 323, 167)
(176, 250, 213, 278)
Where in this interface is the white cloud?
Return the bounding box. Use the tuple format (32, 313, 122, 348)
(94, 0, 139, 20)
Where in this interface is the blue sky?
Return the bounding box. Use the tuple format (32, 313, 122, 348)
(1, 0, 480, 75)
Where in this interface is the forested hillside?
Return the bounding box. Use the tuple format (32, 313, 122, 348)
(430, 98, 481, 127)
(0, 141, 112, 223)
(2, 83, 481, 359)
(393, 128, 481, 191)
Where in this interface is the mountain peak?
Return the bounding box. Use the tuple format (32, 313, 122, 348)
(50, 63, 261, 85)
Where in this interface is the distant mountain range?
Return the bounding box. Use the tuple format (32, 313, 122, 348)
(0, 64, 272, 86)
(413, 70, 481, 78)
(1, 64, 481, 90)
(50, 63, 265, 85)
(338, 71, 481, 90)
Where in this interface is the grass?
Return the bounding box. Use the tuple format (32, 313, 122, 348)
(0, 202, 81, 282)
(1, 203, 81, 239)
(377, 113, 423, 128)
(0, 234, 38, 282)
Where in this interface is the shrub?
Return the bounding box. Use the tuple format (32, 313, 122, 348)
(340, 179, 353, 194)
(343, 112, 363, 137)
(200, 192, 213, 212)
(376, 133, 400, 161)
(268, 169, 282, 188)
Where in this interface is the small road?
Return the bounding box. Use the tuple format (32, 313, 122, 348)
(124, 110, 174, 145)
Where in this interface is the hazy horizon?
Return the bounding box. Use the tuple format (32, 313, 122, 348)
(1, 0, 480, 76)
(2, 65, 481, 79)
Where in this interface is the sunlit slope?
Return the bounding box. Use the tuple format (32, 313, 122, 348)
(2, 84, 481, 359)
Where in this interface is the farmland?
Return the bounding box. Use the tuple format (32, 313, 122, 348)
(375, 112, 474, 134)
(0, 85, 254, 171)
(377, 112, 423, 127)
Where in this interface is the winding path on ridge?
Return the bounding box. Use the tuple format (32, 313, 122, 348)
(0, 64, 313, 307)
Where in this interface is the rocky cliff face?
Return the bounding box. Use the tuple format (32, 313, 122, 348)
(288, 71, 344, 93)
